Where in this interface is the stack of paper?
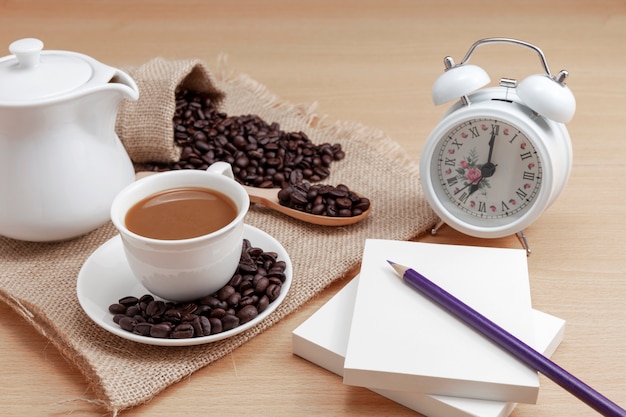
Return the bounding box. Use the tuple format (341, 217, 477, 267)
(292, 240, 566, 417)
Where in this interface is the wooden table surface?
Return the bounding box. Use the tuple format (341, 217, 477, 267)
(1, 1, 624, 416)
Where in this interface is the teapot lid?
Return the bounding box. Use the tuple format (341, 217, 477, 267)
(0, 38, 99, 103)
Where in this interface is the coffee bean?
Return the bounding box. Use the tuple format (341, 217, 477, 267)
(182, 313, 199, 322)
(289, 189, 308, 205)
(150, 323, 172, 338)
(164, 309, 182, 323)
(257, 295, 270, 313)
(268, 277, 283, 287)
(336, 197, 352, 209)
(239, 295, 255, 307)
(210, 307, 226, 319)
(187, 316, 201, 336)
(112, 314, 126, 324)
(355, 198, 371, 211)
(209, 317, 222, 334)
(108, 303, 127, 314)
(266, 284, 281, 302)
(277, 186, 293, 203)
(195, 305, 211, 316)
(228, 273, 243, 287)
(254, 276, 269, 294)
(199, 316, 212, 336)
(177, 303, 198, 316)
(134, 322, 153, 336)
(221, 314, 240, 331)
(118, 296, 139, 307)
(227, 292, 241, 307)
(125, 305, 140, 317)
(218, 285, 236, 302)
(237, 304, 258, 324)
(172, 323, 195, 338)
(198, 295, 221, 309)
(118, 316, 136, 332)
(139, 294, 154, 308)
(146, 300, 166, 317)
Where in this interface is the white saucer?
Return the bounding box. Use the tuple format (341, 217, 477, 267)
(77, 224, 292, 346)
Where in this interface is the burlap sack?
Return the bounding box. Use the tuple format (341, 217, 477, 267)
(0, 58, 438, 415)
(115, 57, 225, 163)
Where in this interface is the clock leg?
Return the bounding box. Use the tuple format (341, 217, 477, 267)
(430, 221, 532, 256)
(516, 230, 532, 256)
(431, 220, 446, 236)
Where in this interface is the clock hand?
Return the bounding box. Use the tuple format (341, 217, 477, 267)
(455, 177, 482, 198)
(481, 129, 498, 178)
(487, 129, 496, 164)
(453, 181, 474, 195)
(468, 182, 480, 196)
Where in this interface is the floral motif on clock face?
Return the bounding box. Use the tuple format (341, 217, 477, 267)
(452, 148, 491, 195)
(435, 118, 542, 220)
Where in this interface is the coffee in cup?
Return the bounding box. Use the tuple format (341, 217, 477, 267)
(125, 187, 238, 240)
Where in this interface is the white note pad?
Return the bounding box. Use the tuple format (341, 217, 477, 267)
(293, 276, 566, 417)
(343, 240, 538, 403)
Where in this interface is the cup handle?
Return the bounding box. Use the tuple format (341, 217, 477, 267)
(206, 161, 235, 180)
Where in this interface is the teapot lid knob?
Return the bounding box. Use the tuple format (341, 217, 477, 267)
(9, 38, 44, 69)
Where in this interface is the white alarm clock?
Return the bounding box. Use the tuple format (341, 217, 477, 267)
(420, 38, 575, 253)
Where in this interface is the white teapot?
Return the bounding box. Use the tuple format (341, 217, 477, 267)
(0, 38, 139, 241)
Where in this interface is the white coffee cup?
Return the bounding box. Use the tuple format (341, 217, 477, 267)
(110, 162, 249, 302)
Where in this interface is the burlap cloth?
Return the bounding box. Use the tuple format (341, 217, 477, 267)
(0, 58, 438, 415)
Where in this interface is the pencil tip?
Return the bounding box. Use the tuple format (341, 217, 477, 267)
(387, 260, 408, 277)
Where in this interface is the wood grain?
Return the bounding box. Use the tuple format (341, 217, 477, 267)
(0, 1, 624, 415)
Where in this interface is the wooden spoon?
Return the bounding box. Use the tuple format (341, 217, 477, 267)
(135, 171, 371, 226)
(242, 185, 371, 226)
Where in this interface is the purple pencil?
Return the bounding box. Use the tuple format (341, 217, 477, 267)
(387, 261, 625, 417)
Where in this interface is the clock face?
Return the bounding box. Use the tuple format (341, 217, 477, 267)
(432, 117, 542, 225)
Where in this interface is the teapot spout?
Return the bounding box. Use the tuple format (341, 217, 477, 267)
(108, 68, 139, 101)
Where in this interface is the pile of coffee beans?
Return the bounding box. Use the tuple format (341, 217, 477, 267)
(108, 239, 287, 339)
(278, 182, 370, 217)
(141, 89, 372, 219)
(145, 89, 346, 189)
